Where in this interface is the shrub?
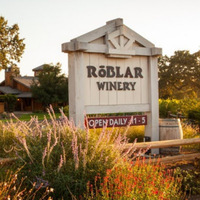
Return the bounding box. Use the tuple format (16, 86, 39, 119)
(0, 168, 53, 199)
(0, 106, 138, 199)
(90, 126, 145, 143)
(182, 124, 199, 139)
(125, 126, 145, 142)
(63, 105, 69, 117)
(84, 158, 185, 200)
(175, 167, 200, 195)
(159, 99, 180, 118)
(188, 110, 200, 124)
(159, 98, 200, 119)
(182, 124, 200, 150)
(4, 94, 17, 112)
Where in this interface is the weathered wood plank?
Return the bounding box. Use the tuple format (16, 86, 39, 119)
(159, 153, 200, 164)
(85, 104, 150, 114)
(135, 153, 200, 165)
(126, 138, 200, 149)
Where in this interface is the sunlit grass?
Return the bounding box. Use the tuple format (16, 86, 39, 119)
(89, 126, 145, 143)
(0, 112, 61, 122)
(18, 112, 61, 121)
(182, 123, 200, 150)
(0, 168, 53, 199)
(0, 107, 139, 199)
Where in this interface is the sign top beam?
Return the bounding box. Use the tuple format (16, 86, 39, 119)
(62, 18, 162, 58)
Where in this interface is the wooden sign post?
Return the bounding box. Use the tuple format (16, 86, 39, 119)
(62, 18, 162, 153)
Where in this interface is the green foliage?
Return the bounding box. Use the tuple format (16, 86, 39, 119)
(31, 63, 68, 109)
(175, 166, 200, 195)
(118, 126, 144, 143)
(0, 107, 137, 199)
(0, 169, 53, 199)
(182, 124, 200, 150)
(159, 50, 200, 99)
(0, 112, 61, 122)
(19, 112, 61, 121)
(4, 94, 17, 112)
(0, 16, 25, 70)
(89, 125, 145, 144)
(188, 110, 200, 123)
(85, 158, 184, 200)
(159, 99, 180, 118)
(182, 124, 199, 139)
(63, 105, 69, 117)
(159, 98, 200, 118)
(159, 98, 200, 150)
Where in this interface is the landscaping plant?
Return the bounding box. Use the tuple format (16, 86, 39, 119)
(182, 123, 200, 151)
(175, 166, 200, 196)
(84, 158, 185, 200)
(0, 106, 138, 199)
(0, 106, 192, 199)
(0, 168, 53, 199)
(159, 98, 200, 118)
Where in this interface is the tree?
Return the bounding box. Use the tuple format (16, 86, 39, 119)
(159, 50, 200, 99)
(0, 16, 25, 70)
(31, 63, 68, 109)
(3, 94, 17, 112)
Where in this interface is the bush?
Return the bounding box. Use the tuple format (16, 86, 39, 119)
(63, 105, 69, 117)
(182, 124, 199, 139)
(0, 106, 137, 199)
(89, 125, 145, 144)
(0, 169, 53, 199)
(159, 98, 200, 118)
(4, 94, 17, 112)
(188, 110, 200, 123)
(84, 158, 185, 200)
(175, 167, 200, 195)
(182, 124, 200, 150)
(159, 99, 180, 118)
(125, 126, 145, 142)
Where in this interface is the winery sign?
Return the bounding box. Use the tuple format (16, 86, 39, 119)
(62, 19, 162, 144)
(87, 65, 143, 91)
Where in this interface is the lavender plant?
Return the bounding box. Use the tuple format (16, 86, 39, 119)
(0, 106, 138, 199)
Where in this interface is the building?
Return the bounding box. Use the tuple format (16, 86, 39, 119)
(0, 65, 44, 112)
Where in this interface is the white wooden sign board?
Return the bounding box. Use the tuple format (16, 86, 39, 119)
(62, 18, 162, 151)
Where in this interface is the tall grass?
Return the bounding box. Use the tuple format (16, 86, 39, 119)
(0, 168, 53, 199)
(182, 123, 200, 150)
(0, 112, 61, 122)
(89, 126, 145, 143)
(0, 106, 138, 199)
(0, 107, 188, 199)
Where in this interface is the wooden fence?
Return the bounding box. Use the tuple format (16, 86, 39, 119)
(128, 138, 200, 165)
(127, 138, 200, 149)
(1, 138, 200, 165)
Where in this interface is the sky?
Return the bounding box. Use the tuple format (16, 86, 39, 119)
(0, 0, 200, 82)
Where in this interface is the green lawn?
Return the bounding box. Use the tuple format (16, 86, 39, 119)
(20, 112, 61, 121)
(0, 112, 61, 122)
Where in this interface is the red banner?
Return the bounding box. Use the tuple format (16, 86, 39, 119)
(85, 115, 147, 129)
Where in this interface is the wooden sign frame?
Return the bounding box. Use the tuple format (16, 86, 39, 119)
(62, 18, 162, 152)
